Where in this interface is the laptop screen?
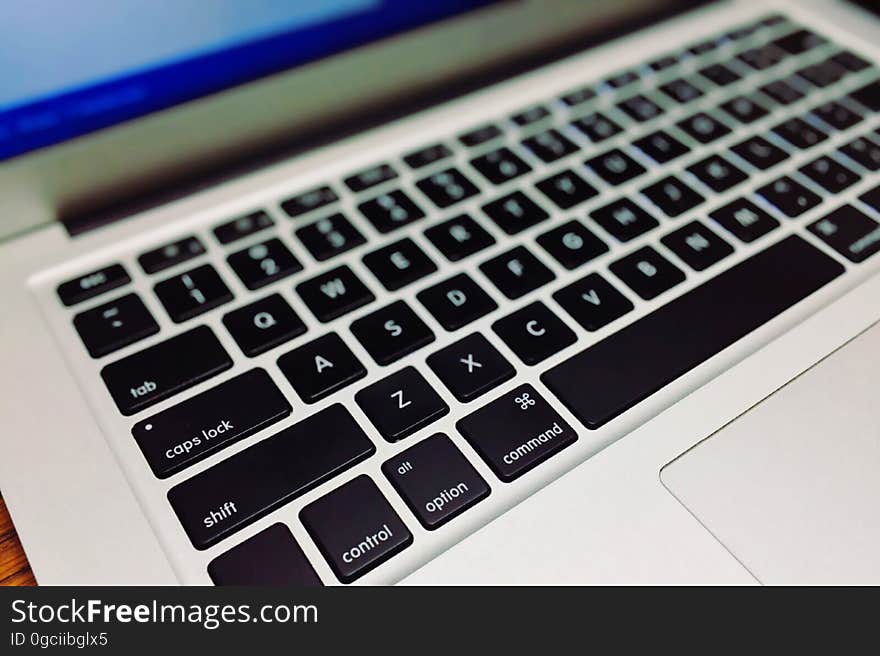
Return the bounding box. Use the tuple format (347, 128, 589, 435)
(0, 0, 495, 161)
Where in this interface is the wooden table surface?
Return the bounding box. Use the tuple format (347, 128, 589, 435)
(0, 494, 36, 586)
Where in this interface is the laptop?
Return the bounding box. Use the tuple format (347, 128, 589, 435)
(2, 0, 880, 586)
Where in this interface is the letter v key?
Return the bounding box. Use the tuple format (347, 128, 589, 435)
(581, 289, 601, 305)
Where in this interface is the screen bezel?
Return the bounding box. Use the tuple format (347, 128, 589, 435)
(0, 0, 692, 240)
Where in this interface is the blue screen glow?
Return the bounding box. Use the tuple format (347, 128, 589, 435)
(0, 1, 493, 160)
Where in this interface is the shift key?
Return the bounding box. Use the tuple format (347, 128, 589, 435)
(168, 404, 375, 549)
(456, 384, 577, 482)
(132, 369, 292, 478)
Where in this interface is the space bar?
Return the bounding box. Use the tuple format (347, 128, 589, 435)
(541, 235, 844, 429)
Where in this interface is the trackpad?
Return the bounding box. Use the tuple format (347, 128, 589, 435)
(661, 322, 880, 584)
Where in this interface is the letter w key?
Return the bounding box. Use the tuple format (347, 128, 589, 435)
(296, 265, 375, 322)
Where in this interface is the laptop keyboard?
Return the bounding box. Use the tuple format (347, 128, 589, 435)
(51, 13, 880, 584)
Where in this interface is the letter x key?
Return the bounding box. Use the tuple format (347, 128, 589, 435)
(460, 354, 483, 373)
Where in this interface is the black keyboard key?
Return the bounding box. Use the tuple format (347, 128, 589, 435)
(459, 124, 502, 147)
(57, 264, 130, 307)
(278, 332, 366, 403)
(808, 205, 880, 263)
(481, 191, 549, 235)
(355, 366, 449, 442)
(710, 198, 780, 243)
(139, 236, 205, 274)
(403, 143, 453, 169)
(536, 219, 607, 270)
(73, 293, 159, 358)
(677, 112, 730, 144)
(383, 433, 490, 530)
(560, 86, 596, 107)
(797, 59, 847, 88)
(296, 265, 374, 322)
(731, 136, 789, 170)
(415, 167, 480, 208)
(542, 235, 844, 429)
(864, 185, 880, 210)
(720, 96, 769, 124)
(553, 272, 634, 331)
(416, 273, 497, 331)
(617, 95, 664, 123)
(772, 117, 827, 149)
(659, 78, 704, 104)
(300, 475, 411, 583)
(660, 220, 734, 271)
(169, 404, 375, 550)
(688, 39, 717, 56)
(649, 55, 677, 71)
(641, 176, 704, 217)
(222, 293, 307, 357)
(282, 186, 338, 218)
(800, 156, 860, 193)
(726, 24, 758, 41)
(757, 176, 821, 217)
(154, 264, 233, 323)
(610, 246, 686, 300)
(850, 81, 880, 112)
(773, 29, 826, 54)
(511, 105, 551, 127)
(585, 148, 646, 185)
(521, 129, 579, 163)
(633, 130, 689, 164)
(491, 301, 576, 365)
(101, 325, 232, 416)
(590, 198, 659, 242)
(840, 136, 880, 171)
(457, 383, 577, 482)
(687, 154, 748, 193)
(699, 63, 741, 87)
(738, 44, 787, 70)
(132, 368, 291, 478)
(760, 14, 788, 27)
(605, 70, 639, 88)
(294, 213, 366, 262)
(812, 101, 862, 131)
(350, 300, 435, 366)
(479, 245, 555, 299)
(571, 112, 622, 142)
(208, 524, 321, 586)
(760, 78, 805, 105)
(534, 169, 598, 209)
(227, 238, 303, 290)
(427, 332, 515, 403)
(362, 237, 436, 291)
(344, 163, 398, 192)
(831, 50, 871, 72)
(359, 190, 425, 233)
(213, 210, 274, 245)
(470, 147, 532, 185)
(424, 214, 495, 262)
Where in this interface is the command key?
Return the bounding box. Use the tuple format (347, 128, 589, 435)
(456, 383, 577, 482)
